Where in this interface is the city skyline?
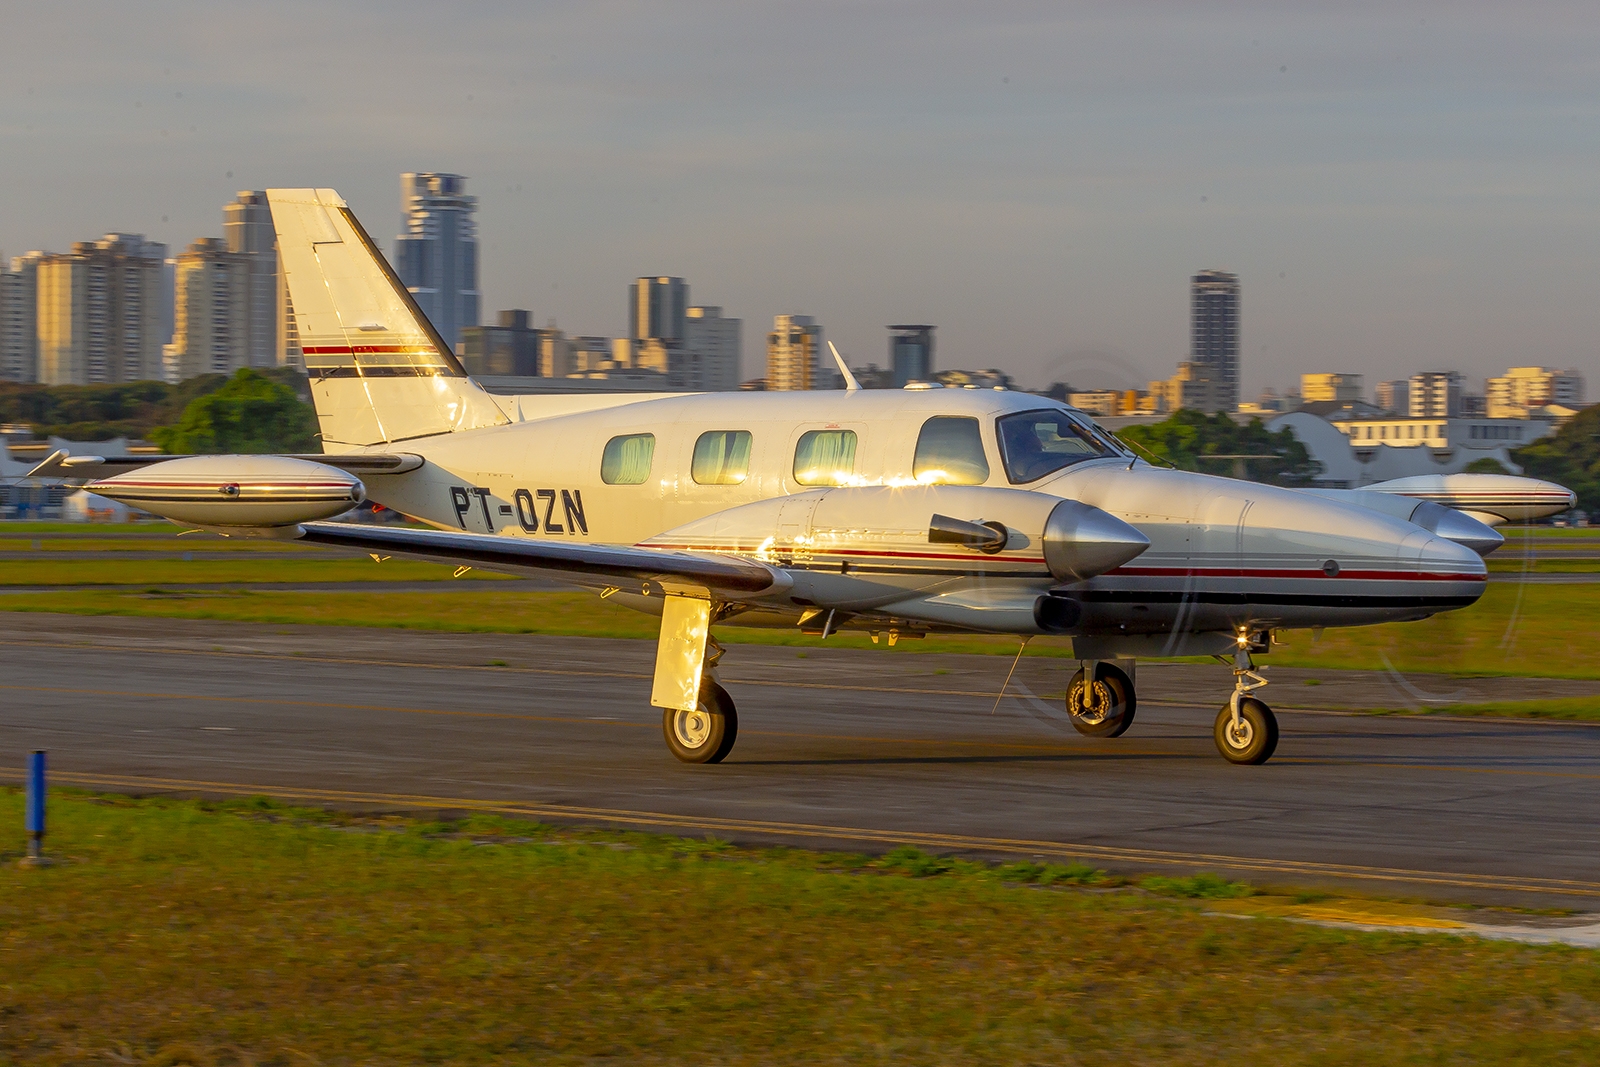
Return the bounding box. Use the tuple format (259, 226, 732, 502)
(3, 4, 1600, 392)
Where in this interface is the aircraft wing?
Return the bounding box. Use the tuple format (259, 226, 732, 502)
(296, 521, 788, 597)
(23, 449, 424, 481)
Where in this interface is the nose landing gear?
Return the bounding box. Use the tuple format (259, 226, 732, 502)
(1214, 635, 1278, 765)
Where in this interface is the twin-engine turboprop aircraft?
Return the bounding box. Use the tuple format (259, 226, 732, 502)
(38, 188, 1530, 767)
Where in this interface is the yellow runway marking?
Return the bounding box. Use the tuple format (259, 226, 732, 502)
(10, 769, 1600, 901)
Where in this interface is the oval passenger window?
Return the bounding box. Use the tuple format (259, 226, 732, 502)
(692, 431, 753, 485)
(601, 433, 655, 485)
(793, 430, 858, 486)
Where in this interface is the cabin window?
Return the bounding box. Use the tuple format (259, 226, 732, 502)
(996, 410, 1114, 484)
(692, 430, 753, 485)
(793, 429, 858, 486)
(601, 433, 655, 485)
(913, 417, 990, 485)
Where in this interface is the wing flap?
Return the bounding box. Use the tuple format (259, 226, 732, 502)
(295, 522, 787, 596)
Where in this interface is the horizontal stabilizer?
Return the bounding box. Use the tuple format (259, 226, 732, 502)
(25, 451, 423, 481)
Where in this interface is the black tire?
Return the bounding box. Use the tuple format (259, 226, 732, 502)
(1066, 663, 1137, 738)
(1213, 698, 1278, 765)
(662, 681, 739, 764)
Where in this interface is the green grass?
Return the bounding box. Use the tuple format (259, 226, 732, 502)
(1372, 696, 1600, 721)
(1266, 582, 1600, 679)
(1, 791, 1597, 1065)
(4, 581, 1600, 680)
(1486, 558, 1600, 572)
(0, 521, 180, 534)
(0, 536, 337, 552)
(0, 558, 510, 585)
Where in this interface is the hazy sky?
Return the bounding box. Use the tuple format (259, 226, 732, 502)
(3, 1, 1598, 393)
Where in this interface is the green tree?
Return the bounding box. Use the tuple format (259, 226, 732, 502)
(1116, 409, 1320, 485)
(1514, 405, 1600, 513)
(151, 369, 318, 454)
(1463, 456, 1511, 475)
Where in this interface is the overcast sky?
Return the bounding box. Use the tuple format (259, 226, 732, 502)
(3, 1, 1598, 393)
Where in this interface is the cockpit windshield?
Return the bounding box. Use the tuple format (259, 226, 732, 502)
(996, 409, 1121, 483)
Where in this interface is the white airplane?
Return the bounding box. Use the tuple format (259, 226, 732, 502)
(31, 189, 1513, 767)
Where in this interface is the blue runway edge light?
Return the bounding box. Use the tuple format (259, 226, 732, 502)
(25, 750, 46, 838)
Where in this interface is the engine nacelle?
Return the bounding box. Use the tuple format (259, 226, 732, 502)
(643, 484, 1148, 584)
(87, 455, 365, 528)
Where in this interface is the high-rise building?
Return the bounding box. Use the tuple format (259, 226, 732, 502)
(889, 324, 935, 387)
(394, 173, 480, 352)
(0, 252, 45, 383)
(539, 327, 574, 379)
(629, 276, 688, 379)
(630, 276, 687, 346)
(169, 238, 253, 381)
(571, 336, 613, 374)
(681, 306, 741, 391)
(1300, 373, 1363, 405)
(222, 191, 281, 369)
(1149, 361, 1225, 415)
(1486, 366, 1585, 418)
(1375, 379, 1409, 415)
(766, 314, 824, 391)
(1190, 270, 1240, 411)
(1409, 371, 1463, 419)
(36, 234, 167, 385)
(459, 309, 541, 377)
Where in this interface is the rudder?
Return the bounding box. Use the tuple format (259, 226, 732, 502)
(266, 188, 508, 448)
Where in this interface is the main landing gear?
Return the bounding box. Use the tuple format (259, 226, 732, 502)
(662, 632, 739, 764)
(663, 679, 739, 764)
(1066, 661, 1137, 737)
(1213, 638, 1278, 765)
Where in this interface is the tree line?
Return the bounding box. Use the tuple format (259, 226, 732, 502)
(0, 368, 317, 454)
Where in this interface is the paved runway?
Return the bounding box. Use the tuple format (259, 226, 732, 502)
(3, 614, 1598, 908)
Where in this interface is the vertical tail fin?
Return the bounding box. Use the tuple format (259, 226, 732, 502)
(266, 188, 508, 448)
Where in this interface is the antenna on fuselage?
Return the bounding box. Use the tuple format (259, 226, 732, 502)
(829, 342, 861, 393)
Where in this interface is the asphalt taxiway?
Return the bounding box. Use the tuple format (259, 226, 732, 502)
(3, 614, 1598, 908)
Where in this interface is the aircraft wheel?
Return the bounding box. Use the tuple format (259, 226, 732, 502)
(663, 681, 739, 764)
(1214, 698, 1278, 765)
(1066, 663, 1136, 738)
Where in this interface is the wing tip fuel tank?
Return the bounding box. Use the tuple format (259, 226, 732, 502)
(87, 456, 365, 528)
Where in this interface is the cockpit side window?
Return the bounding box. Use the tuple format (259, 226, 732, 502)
(996, 410, 1114, 484)
(913, 416, 990, 485)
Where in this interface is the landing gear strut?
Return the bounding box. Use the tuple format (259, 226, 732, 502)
(1066, 661, 1136, 737)
(1213, 636, 1278, 765)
